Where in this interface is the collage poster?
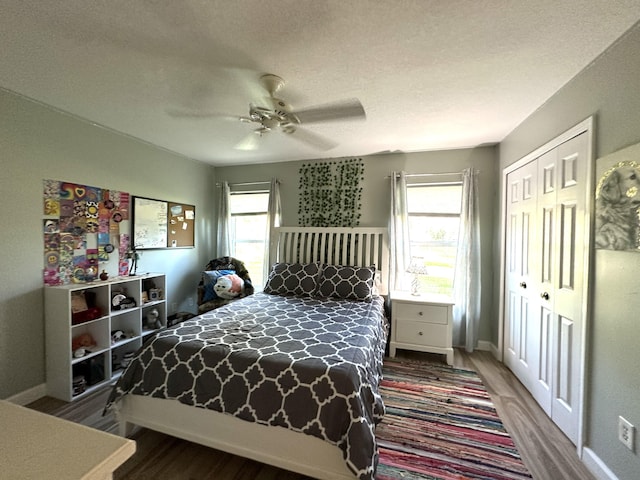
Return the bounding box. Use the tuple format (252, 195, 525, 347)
(43, 179, 131, 285)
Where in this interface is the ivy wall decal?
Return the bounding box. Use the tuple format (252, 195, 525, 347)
(298, 158, 364, 227)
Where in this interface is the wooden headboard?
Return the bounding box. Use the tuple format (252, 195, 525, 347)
(269, 227, 389, 294)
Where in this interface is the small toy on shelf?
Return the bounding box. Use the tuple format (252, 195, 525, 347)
(145, 308, 161, 329)
(111, 330, 126, 344)
(71, 332, 96, 358)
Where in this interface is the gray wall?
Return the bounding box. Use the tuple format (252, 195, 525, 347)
(499, 22, 640, 480)
(0, 88, 215, 399)
(216, 147, 499, 344)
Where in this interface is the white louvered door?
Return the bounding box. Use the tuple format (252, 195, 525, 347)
(503, 131, 589, 445)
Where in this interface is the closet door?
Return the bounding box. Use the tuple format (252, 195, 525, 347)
(503, 130, 589, 446)
(504, 160, 538, 392)
(532, 148, 556, 415)
(545, 133, 588, 443)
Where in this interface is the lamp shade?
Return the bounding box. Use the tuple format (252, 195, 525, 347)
(407, 256, 429, 275)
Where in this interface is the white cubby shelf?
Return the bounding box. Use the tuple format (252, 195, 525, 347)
(45, 273, 166, 401)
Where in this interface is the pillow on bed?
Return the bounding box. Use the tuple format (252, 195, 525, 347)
(263, 262, 320, 297)
(202, 269, 236, 302)
(316, 264, 376, 301)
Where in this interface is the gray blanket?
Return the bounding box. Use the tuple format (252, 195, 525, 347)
(106, 292, 388, 479)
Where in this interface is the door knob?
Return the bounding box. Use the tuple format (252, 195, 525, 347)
(520, 281, 527, 288)
(540, 292, 550, 300)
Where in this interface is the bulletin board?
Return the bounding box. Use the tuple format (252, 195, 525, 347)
(132, 197, 195, 249)
(167, 202, 195, 248)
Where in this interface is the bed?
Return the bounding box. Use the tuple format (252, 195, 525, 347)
(106, 227, 390, 480)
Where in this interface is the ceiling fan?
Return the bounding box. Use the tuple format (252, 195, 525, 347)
(234, 74, 366, 151)
(171, 73, 366, 151)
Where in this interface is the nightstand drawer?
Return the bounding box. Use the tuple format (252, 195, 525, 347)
(394, 302, 448, 324)
(395, 320, 449, 347)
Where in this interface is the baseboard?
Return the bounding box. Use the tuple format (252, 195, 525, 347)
(473, 340, 501, 360)
(475, 340, 491, 351)
(473, 340, 502, 361)
(5, 383, 47, 406)
(489, 342, 501, 360)
(582, 447, 619, 480)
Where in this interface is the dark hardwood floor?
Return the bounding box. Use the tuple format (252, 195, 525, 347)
(26, 349, 594, 480)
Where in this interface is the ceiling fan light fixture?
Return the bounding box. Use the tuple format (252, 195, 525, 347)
(260, 73, 285, 96)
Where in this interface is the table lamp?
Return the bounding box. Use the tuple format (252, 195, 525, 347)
(407, 256, 429, 296)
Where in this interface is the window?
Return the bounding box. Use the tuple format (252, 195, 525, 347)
(229, 192, 269, 289)
(407, 183, 462, 295)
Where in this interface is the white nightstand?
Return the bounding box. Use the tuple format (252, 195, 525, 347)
(389, 290, 455, 365)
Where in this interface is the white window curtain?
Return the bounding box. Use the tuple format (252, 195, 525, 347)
(264, 178, 282, 280)
(216, 181, 231, 257)
(389, 171, 411, 292)
(452, 168, 481, 352)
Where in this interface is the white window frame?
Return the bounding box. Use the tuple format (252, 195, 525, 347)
(229, 190, 269, 289)
(406, 181, 463, 296)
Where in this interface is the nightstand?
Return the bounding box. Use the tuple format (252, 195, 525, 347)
(389, 290, 454, 365)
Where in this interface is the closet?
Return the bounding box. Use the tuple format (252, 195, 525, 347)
(502, 119, 592, 446)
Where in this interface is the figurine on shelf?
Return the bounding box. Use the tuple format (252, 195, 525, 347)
(127, 247, 140, 276)
(145, 308, 162, 329)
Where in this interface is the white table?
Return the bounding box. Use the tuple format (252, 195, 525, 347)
(0, 400, 135, 479)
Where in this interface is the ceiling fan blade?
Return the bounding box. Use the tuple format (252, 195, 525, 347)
(166, 108, 217, 118)
(166, 108, 241, 121)
(291, 98, 366, 124)
(234, 131, 262, 151)
(284, 126, 338, 151)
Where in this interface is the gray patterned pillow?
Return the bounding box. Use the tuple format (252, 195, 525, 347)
(317, 265, 376, 301)
(263, 262, 320, 297)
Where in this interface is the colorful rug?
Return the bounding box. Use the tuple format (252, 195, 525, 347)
(376, 359, 532, 480)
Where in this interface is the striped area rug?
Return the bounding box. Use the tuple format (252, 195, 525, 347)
(376, 359, 532, 480)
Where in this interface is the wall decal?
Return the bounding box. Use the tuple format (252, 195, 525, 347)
(298, 158, 364, 227)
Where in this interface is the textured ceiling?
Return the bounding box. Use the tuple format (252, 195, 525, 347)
(1, 1, 639, 166)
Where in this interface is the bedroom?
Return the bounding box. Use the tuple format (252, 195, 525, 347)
(1, 3, 640, 480)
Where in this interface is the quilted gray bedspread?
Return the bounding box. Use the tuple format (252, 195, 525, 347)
(106, 292, 388, 480)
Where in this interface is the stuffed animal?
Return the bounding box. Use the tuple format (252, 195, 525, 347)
(145, 308, 162, 329)
(72, 332, 96, 352)
(213, 274, 244, 299)
(111, 330, 126, 344)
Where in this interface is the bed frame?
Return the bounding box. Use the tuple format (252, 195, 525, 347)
(115, 226, 389, 479)
(269, 227, 389, 295)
